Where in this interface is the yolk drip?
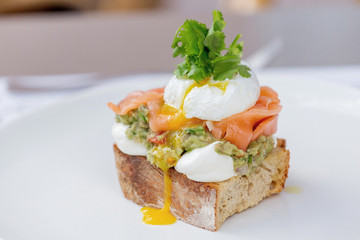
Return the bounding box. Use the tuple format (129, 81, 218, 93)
(285, 185, 302, 194)
(141, 170, 177, 225)
(208, 80, 229, 92)
(159, 104, 202, 130)
(182, 79, 229, 107)
(140, 79, 230, 226)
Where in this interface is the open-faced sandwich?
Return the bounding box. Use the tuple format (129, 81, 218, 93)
(108, 10, 290, 231)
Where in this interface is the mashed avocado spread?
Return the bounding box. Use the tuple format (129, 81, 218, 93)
(214, 136, 274, 175)
(115, 106, 274, 174)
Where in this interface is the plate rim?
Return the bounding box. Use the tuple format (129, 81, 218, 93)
(1, 72, 359, 133)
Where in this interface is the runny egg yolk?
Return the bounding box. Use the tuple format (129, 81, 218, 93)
(141, 169, 177, 225)
(159, 104, 195, 130)
(208, 80, 229, 92)
(159, 79, 229, 130)
(140, 80, 229, 226)
(183, 79, 230, 107)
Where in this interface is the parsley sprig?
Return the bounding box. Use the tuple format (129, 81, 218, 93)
(172, 10, 251, 82)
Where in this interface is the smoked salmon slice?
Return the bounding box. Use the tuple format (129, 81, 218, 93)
(211, 86, 281, 150)
(107, 87, 164, 115)
(108, 85, 281, 150)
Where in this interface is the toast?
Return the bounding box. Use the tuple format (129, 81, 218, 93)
(113, 139, 290, 231)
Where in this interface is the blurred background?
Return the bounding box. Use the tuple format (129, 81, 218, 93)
(0, 0, 359, 75)
(0, 0, 359, 123)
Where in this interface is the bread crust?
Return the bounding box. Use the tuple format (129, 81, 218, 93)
(113, 140, 290, 231)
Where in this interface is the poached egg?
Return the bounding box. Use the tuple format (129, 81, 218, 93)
(164, 64, 260, 121)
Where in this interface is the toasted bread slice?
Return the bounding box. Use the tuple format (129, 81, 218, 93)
(113, 139, 289, 231)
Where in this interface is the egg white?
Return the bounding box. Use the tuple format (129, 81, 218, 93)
(163, 75, 194, 109)
(184, 73, 260, 121)
(163, 67, 260, 121)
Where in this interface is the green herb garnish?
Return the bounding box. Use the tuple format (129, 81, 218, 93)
(248, 155, 253, 164)
(138, 112, 148, 123)
(172, 10, 251, 82)
(115, 114, 122, 123)
(185, 126, 205, 135)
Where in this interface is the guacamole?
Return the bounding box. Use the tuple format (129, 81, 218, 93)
(147, 125, 215, 171)
(116, 105, 153, 149)
(215, 135, 274, 176)
(115, 106, 275, 174)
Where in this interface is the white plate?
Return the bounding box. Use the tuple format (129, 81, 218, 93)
(1, 73, 360, 240)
